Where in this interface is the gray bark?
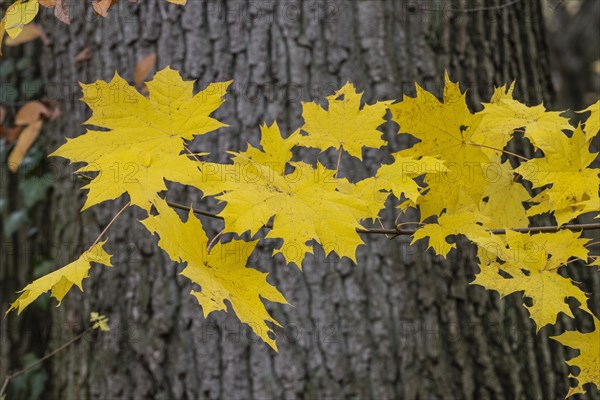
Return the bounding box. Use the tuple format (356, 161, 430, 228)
(4, 0, 600, 399)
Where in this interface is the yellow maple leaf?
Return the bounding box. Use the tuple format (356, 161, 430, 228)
(516, 125, 599, 225)
(296, 83, 393, 160)
(475, 82, 572, 152)
(51, 67, 230, 210)
(470, 83, 522, 156)
(243, 122, 300, 175)
(391, 74, 496, 220)
(90, 312, 110, 331)
(371, 154, 446, 204)
(471, 230, 591, 331)
(479, 160, 530, 229)
(199, 123, 387, 265)
(1, 0, 39, 39)
(551, 316, 600, 397)
(7, 242, 112, 314)
(411, 210, 505, 258)
(141, 197, 287, 350)
(578, 100, 599, 142)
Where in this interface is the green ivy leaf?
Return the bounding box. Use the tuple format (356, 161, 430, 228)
(4, 209, 28, 237)
(20, 175, 53, 209)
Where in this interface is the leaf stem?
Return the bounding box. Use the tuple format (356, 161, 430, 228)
(88, 201, 131, 251)
(207, 229, 225, 252)
(334, 146, 343, 178)
(184, 145, 203, 163)
(465, 141, 529, 161)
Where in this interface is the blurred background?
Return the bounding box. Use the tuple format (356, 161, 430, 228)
(0, 0, 599, 399)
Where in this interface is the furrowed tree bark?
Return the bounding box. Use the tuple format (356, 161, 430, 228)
(22, 0, 600, 398)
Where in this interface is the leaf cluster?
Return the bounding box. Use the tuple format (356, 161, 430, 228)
(2, 65, 599, 396)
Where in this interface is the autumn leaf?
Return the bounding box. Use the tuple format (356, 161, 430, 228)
(411, 210, 505, 258)
(50, 67, 231, 211)
(516, 125, 599, 225)
(15, 100, 51, 125)
(90, 312, 110, 331)
(296, 83, 393, 160)
(242, 121, 300, 175)
(369, 154, 446, 205)
(8, 119, 43, 172)
(4, 23, 48, 46)
(134, 52, 157, 87)
(475, 82, 572, 152)
(390, 73, 493, 220)
(471, 230, 591, 331)
(2, 0, 39, 39)
(92, 0, 115, 17)
(478, 160, 530, 229)
(579, 100, 599, 142)
(199, 123, 387, 265)
(551, 317, 600, 397)
(7, 242, 112, 314)
(0, 19, 5, 56)
(141, 197, 287, 350)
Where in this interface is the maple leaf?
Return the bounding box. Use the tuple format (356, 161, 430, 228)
(141, 197, 287, 350)
(296, 83, 393, 160)
(1, 0, 39, 39)
(475, 82, 572, 152)
(469, 83, 522, 156)
(478, 160, 529, 229)
(411, 210, 505, 258)
(390, 73, 496, 220)
(370, 154, 446, 204)
(471, 230, 591, 331)
(579, 100, 599, 142)
(7, 242, 112, 314)
(51, 67, 230, 210)
(516, 125, 599, 225)
(92, 0, 115, 17)
(243, 122, 300, 175)
(199, 123, 388, 265)
(551, 317, 600, 397)
(90, 312, 110, 331)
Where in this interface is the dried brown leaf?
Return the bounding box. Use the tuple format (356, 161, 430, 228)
(8, 120, 43, 172)
(134, 53, 157, 87)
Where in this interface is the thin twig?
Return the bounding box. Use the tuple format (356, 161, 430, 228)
(356, 223, 600, 236)
(0, 377, 9, 399)
(422, 0, 521, 13)
(0, 327, 92, 398)
(167, 201, 224, 220)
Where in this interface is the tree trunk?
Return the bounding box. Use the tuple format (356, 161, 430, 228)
(16, 0, 598, 398)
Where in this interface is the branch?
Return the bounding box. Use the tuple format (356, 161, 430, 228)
(74, 173, 600, 237)
(357, 223, 600, 237)
(169, 202, 600, 236)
